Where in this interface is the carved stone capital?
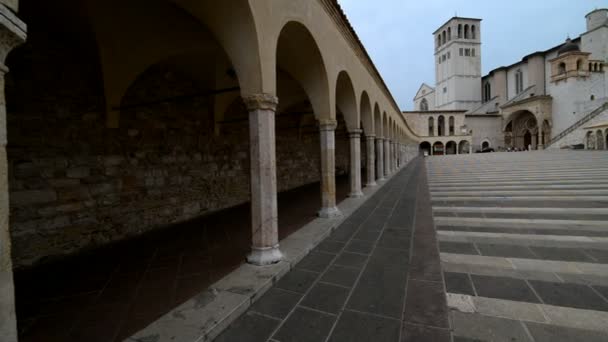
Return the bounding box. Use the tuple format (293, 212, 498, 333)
(319, 119, 337, 131)
(365, 134, 376, 140)
(348, 129, 363, 138)
(0, 5, 27, 66)
(242, 93, 279, 112)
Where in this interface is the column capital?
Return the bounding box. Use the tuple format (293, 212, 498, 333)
(365, 134, 376, 140)
(348, 129, 363, 138)
(319, 119, 337, 131)
(0, 7, 26, 65)
(242, 93, 279, 111)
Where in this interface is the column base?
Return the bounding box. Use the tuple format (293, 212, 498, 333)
(348, 190, 364, 198)
(365, 181, 377, 187)
(247, 245, 283, 266)
(318, 206, 342, 218)
(378, 177, 386, 181)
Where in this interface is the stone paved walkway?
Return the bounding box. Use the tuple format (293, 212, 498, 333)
(216, 159, 451, 342)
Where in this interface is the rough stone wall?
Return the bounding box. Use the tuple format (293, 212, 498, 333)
(5, 32, 332, 267)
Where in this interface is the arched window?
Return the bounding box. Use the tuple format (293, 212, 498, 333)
(448, 27, 451, 41)
(576, 59, 582, 71)
(449, 116, 455, 136)
(483, 82, 491, 102)
(515, 69, 524, 94)
(437, 35, 441, 48)
(471, 25, 476, 39)
(458, 24, 462, 38)
(589, 62, 593, 71)
(438, 115, 445, 136)
(420, 98, 429, 111)
(558, 62, 566, 74)
(464, 25, 469, 39)
(442, 31, 446, 45)
(428, 117, 435, 136)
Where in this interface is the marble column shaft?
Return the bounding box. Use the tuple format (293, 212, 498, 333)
(244, 94, 282, 266)
(365, 135, 376, 186)
(348, 130, 363, 197)
(318, 121, 341, 218)
(0, 13, 25, 342)
(376, 138, 385, 181)
(384, 139, 390, 177)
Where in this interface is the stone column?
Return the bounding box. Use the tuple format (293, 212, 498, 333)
(537, 131, 543, 150)
(376, 138, 385, 181)
(348, 129, 363, 198)
(0, 8, 26, 342)
(318, 120, 341, 218)
(244, 94, 282, 265)
(365, 135, 376, 187)
(384, 139, 390, 177)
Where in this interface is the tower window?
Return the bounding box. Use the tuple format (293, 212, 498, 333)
(447, 51, 451, 59)
(472, 48, 476, 57)
(465, 49, 470, 56)
(471, 25, 476, 39)
(459, 48, 463, 56)
(515, 69, 524, 94)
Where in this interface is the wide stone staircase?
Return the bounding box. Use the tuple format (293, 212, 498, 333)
(426, 151, 608, 341)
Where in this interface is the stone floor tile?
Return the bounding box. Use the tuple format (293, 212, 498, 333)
(439, 242, 479, 255)
(400, 323, 451, 342)
(320, 265, 361, 288)
(529, 280, 608, 311)
(445, 272, 475, 296)
(295, 252, 335, 273)
(327, 310, 401, 342)
(275, 269, 319, 294)
(314, 240, 346, 255)
(352, 229, 383, 242)
(344, 239, 375, 255)
(369, 247, 410, 266)
(450, 311, 533, 342)
(214, 311, 280, 342)
(251, 288, 303, 319)
(403, 280, 449, 328)
(470, 274, 540, 303)
(333, 252, 368, 269)
(452, 336, 484, 342)
(300, 283, 350, 314)
(525, 322, 608, 342)
(272, 307, 336, 342)
(476, 243, 537, 259)
(529, 246, 594, 263)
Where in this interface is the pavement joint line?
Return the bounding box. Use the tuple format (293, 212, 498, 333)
(247, 310, 284, 322)
(343, 308, 402, 322)
(315, 280, 352, 290)
(296, 304, 338, 317)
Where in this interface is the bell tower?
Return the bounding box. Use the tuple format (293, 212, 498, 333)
(434, 17, 482, 111)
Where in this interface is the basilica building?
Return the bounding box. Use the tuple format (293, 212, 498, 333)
(407, 9, 608, 154)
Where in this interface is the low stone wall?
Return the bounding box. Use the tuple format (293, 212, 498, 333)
(547, 106, 608, 149)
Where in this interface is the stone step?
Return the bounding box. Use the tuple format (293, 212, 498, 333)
(440, 252, 608, 276)
(429, 176, 608, 185)
(432, 206, 608, 215)
(434, 217, 607, 230)
(429, 179, 608, 187)
(431, 189, 608, 197)
(437, 231, 608, 250)
(449, 296, 608, 338)
(429, 184, 608, 191)
(431, 198, 608, 207)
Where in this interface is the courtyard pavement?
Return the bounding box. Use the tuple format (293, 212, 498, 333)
(216, 158, 451, 342)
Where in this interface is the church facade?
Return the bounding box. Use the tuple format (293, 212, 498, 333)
(406, 9, 608, 154)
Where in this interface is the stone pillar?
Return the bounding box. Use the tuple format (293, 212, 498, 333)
(318, 120, 341, 218)
(348, 129, 363, 198)
(244, 94, 282, 265)
(376, 138, 385, 181)
(537, 131, 543, 150)
(0, 8, 26, 342)
(365, 135, 376, 187)
(384, 139, 390, 177)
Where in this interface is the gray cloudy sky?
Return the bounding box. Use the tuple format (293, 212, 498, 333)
(337, 0, 607, 110)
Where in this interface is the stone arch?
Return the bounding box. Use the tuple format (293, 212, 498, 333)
(464, 24, 469, 39)
(420, 141, 431, 155)
(438, 115, 445, 136)
(360, 91, 373, 134)
(420, 98, 429, 111)
(374, 103, 382, 137)
(481, 139, 491, 150)
(446, 141, 457, 155)
(458, 140, 470, 154)
(428, 117, 435, 136)
(449, 116, 455, 135)
(432, 141, 444, 155)
(335, 71, 359, 131)
(586, 131, 595, 149)
(276, 21, 331, 121)
(597, 130, 605, 150)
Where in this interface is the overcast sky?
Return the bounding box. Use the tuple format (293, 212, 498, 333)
(338, 0, 607, 110)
